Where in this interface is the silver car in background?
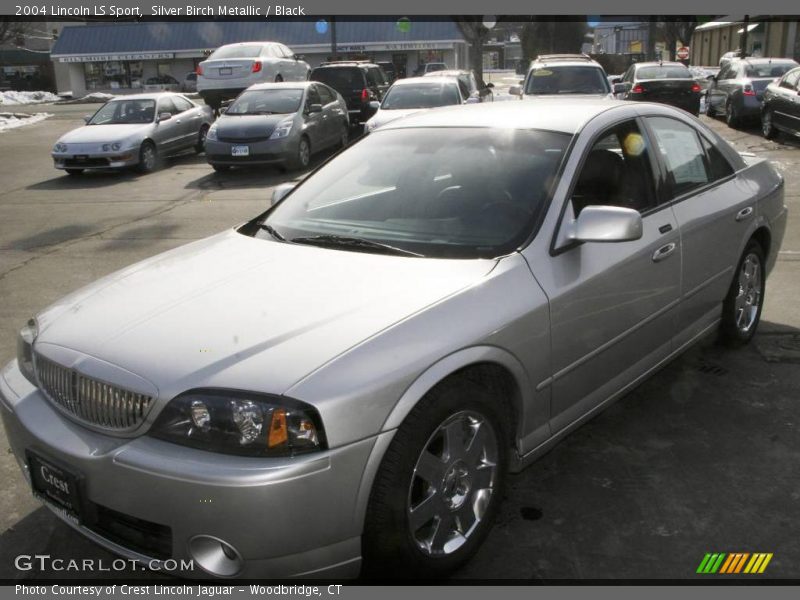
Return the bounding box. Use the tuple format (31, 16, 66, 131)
(365, 77, 467, 132)
(205, 82, 349, 172)
(197, 41, 311, 110)
(5, 101, 786, 579)
(51, 93, 214, 175)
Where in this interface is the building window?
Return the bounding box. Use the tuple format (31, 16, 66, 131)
(84, 61, 143, 90)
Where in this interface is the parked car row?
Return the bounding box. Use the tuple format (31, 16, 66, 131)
(16, 95, 787, 580)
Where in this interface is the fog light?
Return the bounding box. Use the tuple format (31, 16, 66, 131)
(188, 535, 243, 577)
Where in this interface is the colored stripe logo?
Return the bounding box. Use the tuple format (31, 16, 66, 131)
(697, 553, 773, 574)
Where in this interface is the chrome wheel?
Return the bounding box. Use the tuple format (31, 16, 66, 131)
(734, 252, 762, 334)
(298, 138, 310, 167)
(140, 143, 156, 172)
(407, 410, 498, 557)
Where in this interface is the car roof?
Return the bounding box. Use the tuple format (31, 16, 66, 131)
(635, 61, 689, 68)
(741, 57, 798, 65)
(380, 98, 623, 134)
(245, 81, 313, 91)
(530, 60, 604, 69)
(425, 69, 470, 77)
(393, 76, 458, 86)
(314, 61, 378, 69)
(106, 92, 184, 101)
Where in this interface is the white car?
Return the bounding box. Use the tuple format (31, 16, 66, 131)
(365, 77, 468, 132)
(197, 41, 310, 109)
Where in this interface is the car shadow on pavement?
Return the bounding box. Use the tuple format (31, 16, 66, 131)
(26, 171, 142, 191)
(6, 224, 94, 251)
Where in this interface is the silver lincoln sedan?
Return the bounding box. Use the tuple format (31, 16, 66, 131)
(3, 100, 786, 579)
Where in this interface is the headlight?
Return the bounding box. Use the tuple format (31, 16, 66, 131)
(16, 318, 38, 385)
(101, 142, 122, 152)
(53, 143, 67, 153)
(149, 390, 325, 457)
(269, 118, 293, 140)
(206, 125, 218, 141)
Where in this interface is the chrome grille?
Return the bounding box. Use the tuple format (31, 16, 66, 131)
(35, 354, 153, 430)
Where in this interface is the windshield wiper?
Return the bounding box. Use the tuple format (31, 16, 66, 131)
(290, 234, 422, 257)
(258, 222, 286, 241)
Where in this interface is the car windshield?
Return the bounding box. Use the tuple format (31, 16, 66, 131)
(254, 127, 571, 259)
(209, 45, 262, 60)
(226, 89, 303, 115)
(525, 66, 609, 95)
(381, 83, 461, 109)
(89, 99, 156, 125)
(312, 68, 362, 89)
(637, 66, 692, 79)
(426, 64, 447, 73)
(744, 62, 797, 78)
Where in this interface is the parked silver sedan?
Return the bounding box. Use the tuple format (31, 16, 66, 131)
(4, 100, 786, 579)
(51, 93, 214, 175)
(365, 76, 467, 132)
(205, 82, 349, 171)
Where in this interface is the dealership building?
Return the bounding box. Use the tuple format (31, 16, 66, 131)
(49, 20, 469, 95)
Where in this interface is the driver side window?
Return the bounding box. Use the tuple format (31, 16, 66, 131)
(571, 120, 658, 217)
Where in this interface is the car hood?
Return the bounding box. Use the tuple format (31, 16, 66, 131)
(214, 114, 293, 139)
(59, 124, 151, 143)
(35, 230, 497, 402)
(369, 108, 426, 129)
(522, 92, 613, 100)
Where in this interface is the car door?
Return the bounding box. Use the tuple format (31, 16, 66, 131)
(642, 115, 746, 348)
(317, 84, 344, 147)
(774, 69, 800, 132)
(708, 64, 732, 111)
(303, 85, 326, 149)
(278, 44, 302, 80)
(153, 97, 182, 153)
(172, 95, 201, 148)
(538, 117, 681, 433)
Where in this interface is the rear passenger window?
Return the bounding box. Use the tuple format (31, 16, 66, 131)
(173, 96, 194, 112)
(646, 117, 710, 198)
(700, 135, 735, 181)
(317, 85, 335, 105)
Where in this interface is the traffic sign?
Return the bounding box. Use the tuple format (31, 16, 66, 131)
(677, 46, 690, 60)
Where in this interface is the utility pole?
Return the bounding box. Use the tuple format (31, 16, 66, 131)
(739, 15, 749, 58)
(331, 17, 338, 61)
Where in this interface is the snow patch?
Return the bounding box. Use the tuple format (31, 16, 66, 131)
(55, 92, 116, 104)
(0, 90, 61, 105)
(0, 112, 52, 133)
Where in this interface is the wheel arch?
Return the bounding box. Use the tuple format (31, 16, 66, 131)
(750, 225, 772, 260)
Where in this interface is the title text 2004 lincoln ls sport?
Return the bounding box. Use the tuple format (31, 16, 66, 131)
(2, 100, 786, 578)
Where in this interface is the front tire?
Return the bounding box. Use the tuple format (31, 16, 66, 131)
(195, 125, 209, 153)
(761, 109, 778, 140)
(137, 141, 157, 173)
(65, 168, 84, 176)
(362, 378, 508, 578)
(288, 136, 310, 171)
(720, 240, 765, 346)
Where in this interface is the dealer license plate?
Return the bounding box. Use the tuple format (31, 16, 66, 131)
(231, 145, 250, 157)
(27, 450, 82, 523)
(219, 67, 232, 76)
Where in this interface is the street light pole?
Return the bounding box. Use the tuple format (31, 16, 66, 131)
(331, 16, 338, 61)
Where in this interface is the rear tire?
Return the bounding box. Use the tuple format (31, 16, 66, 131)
(211, 164, 230, 172)
(338, 124, 349, 149)
(274, 75, 283, 83)
(195, 125, 209, 153)
(362, 377, 508, 579)
(719, 240, 765, 347)
(65, 168, 83, 176)
(705, 97, 716, 118)
(726, 99, 740, 128)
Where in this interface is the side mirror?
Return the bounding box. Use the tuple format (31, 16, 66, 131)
(610, 77, 622, 85)
(707, 74, 717, 81)
(486, 82, 495, 88)
(518, 79, 524, 85)
(271, 182, 296, 206)
(158, 112, 172, 122)
(219, 107, 227, 114)
(368, 100, 381, 111)
(83, 115, 92, 124)
(570, 205, 643, 243)
(465, 97, 480, 104)
(613, 83, 627, 95)
(307, 103, 322, 113)
(508, 85, 523, 96)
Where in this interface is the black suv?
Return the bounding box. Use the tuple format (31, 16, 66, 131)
(310, 61, 389, 124)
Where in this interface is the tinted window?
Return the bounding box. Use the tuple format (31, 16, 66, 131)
(636, 65, 692, 79)
(381, 82, 462, 109)
(311, 68, 364, 90)
(744, 62, 797, 78)
(368, 67, 386, 85)
(209, 45, 262, 60)
(317, 84, 335, 105)
(525, 66, 609, 95)
(227, 89, 303, 115)
(700, 135, 735, 181)
(173, 96, 194, 112)
(780, 68, 800, 90)
(571, 120, 658, 216)
(89, 99, 155, 125)
(306, 86, 322, 107)
(647, 117, 710, 198)
(258, 128, 571, 259)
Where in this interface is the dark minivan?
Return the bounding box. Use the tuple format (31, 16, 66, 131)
(618, 61, 701, 116)
(310, 61, 389, 124)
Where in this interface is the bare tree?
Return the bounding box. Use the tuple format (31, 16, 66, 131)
(660, 19, 703, 61)
(0, 20, 36, 48)
(521, 20, 588, 61)
(452, 17, 494, 86)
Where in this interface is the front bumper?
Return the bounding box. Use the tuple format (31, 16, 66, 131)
(205, 137, 294, 167)
(0, 360, 374, 579)
(52, 151, 139, 171)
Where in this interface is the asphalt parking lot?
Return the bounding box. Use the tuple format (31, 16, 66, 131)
(0, 98, 799, 580)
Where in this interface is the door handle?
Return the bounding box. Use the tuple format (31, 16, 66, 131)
(658, 223, 673, 234)
(652, 242, 677, 263)
(735, 206, 753, 221)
